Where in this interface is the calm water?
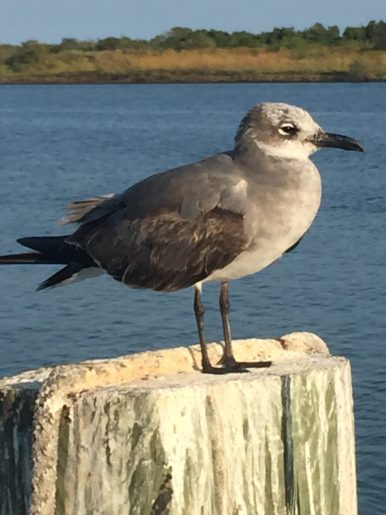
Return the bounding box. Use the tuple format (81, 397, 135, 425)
(0, 83, 385, 512)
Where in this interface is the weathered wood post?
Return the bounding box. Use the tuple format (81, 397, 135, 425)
(0, 332, 357, 515)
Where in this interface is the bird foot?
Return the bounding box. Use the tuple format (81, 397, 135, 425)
(202, 363, 250, 374)
(233, 360, 273, 368)
(201, 358, 272, 374)
(219, 355, 273, 369)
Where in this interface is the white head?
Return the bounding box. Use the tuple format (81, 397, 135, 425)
(235, 102, 363, 160)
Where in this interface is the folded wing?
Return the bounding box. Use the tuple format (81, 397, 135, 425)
(66, 153, 250, 291)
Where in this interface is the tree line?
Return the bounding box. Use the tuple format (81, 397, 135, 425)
(1, 21, 385, 74)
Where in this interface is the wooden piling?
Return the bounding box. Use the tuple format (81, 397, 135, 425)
(0, 333, 357, 515)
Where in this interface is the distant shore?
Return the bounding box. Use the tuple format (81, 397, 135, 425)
(2, 22, 386, 84)
(0, 72, 384, 85)
(1, 47, 386, 85)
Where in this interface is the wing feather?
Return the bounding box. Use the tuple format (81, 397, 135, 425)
(65, 152, 250, 291)
(68, 207, 247, 292)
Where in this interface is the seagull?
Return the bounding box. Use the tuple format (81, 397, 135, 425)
(0, 103, 363, 374)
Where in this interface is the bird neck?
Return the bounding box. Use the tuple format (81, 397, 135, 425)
(234, 138, 314, 164)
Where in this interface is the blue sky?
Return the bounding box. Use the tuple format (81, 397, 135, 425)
(1, 0, 385, 44)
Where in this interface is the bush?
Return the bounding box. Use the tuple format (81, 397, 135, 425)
(5, 41, 50, 71)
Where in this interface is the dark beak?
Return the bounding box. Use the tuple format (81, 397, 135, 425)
(312, 131, 364, 152)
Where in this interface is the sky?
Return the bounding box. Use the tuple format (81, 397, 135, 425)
(1, 0, 385, 45)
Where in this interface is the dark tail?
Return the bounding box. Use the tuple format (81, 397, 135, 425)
(0, 251, 58, 264)
(0, 236, 98, 290)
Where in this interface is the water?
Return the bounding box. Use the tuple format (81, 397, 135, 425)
(0, 83, 385, 512)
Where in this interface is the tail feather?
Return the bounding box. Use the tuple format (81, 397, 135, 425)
(37, 265, 103, 291)
(16, 236, 95, 266)
(37, 264, 83, 291)
(17, 236, 67, 254)
(0, 252, 59, 265)
(0, 235, 100, 289)
(17, 236, 80, 264)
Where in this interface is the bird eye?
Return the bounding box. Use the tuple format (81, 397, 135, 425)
(278, 123, 298, 136)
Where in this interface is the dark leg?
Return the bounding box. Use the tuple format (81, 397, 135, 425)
(194, 286, 247, 374)
(194, 286, 213, 373)
(219, 280, 239, 367)
(219, 281, 272, 370)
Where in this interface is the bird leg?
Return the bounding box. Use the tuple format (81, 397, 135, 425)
(194, 286, 244, 374)
(194, 286, 212, 372)
(219, 281, 246, 370)
(219, 281, 272, 370)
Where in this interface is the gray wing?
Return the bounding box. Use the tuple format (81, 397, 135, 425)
(62, 153, 245, 225)
(67, 152, 249, 291)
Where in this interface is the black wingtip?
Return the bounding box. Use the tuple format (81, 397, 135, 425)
(36, 264, 84, 291)
(17, 237, 36, 248)
(36, 281, 49, 292)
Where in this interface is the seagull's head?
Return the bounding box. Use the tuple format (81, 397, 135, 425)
(235, 102, 364, 159)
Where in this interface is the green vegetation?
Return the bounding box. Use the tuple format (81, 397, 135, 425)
(1, 21, 386, 83)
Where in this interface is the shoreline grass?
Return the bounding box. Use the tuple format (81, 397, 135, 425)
(1, 47, 386, 84)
